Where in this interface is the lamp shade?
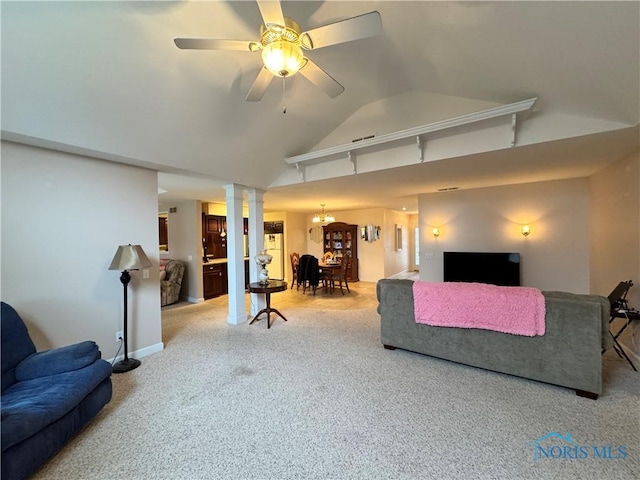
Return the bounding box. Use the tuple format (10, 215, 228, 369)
(109, 244, 152, 271)
(254, 250, 273, 266)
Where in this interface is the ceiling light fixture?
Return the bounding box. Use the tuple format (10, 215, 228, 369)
(262, 40, 306, 77)
(312, 204, 335, 224)
(259, 18, 307, 77)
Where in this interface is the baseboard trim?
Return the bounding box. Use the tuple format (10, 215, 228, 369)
(107, 341, 164, 364)
(186, 296, 204, 303)
(227, 313, 249, 325)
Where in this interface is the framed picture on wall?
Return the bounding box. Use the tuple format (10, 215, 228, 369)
(395, 224, 403, 251)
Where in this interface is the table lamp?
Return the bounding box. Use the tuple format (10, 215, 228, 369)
(254, 250, 273, 285)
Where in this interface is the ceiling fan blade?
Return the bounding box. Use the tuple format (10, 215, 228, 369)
(256, 0, 285, 28)
(301, 11, 382, 50)
(245, 67, 274, 102)
(299, 59, 344, 98)
(174, 38, 257, 51)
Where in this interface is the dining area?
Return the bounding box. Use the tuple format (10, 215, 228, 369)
(290, 252, 352, 295)
(246, 251, 355, 330)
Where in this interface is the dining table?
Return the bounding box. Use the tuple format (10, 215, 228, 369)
(318, 262, 341, 294)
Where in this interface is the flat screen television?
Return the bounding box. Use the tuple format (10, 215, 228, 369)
(443, 252, 521, 286)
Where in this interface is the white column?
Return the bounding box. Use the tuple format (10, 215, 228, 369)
(247, 189, 266, 316)
(223, 183, 248, 325)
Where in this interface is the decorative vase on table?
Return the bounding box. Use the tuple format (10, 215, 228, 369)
(255, 250, 273, 285)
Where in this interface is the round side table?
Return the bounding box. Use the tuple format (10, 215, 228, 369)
(248, 280, 288, 329)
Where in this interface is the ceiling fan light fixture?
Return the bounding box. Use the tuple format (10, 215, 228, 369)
(300, 32, 313, 50)
(175, 5, 383, 101)
(267, 24, 285, 34)
(262, 40, 305, 77)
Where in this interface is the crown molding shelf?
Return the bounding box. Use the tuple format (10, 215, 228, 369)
(285, 98, 537, 168)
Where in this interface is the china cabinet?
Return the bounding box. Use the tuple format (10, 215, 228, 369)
(322, 222, 358, 282)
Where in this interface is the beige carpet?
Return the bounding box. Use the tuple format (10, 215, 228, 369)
(33, 282, 639, 479)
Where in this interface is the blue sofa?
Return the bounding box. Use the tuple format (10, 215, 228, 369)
(1, 302, 113, 479)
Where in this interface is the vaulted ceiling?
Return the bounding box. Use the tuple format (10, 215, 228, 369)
(2, 1, 638, 214)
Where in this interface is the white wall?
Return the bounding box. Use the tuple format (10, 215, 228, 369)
(383, 210, 411, 279)
(590, 151, 640, 358)
(167, 199, 203, 302)
(1, 141, 163, 360)
(590, 151, 640, 304)
(409, 213, 419, 270)
(418, 178, 591, 293)
(277, 211, 307, 285)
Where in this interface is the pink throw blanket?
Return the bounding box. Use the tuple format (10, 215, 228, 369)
(412, 281, 546, 336)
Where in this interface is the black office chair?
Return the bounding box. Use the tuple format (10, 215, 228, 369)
(607, 280, 639, 371)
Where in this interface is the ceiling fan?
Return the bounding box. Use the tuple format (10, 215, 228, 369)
(174, 0, 382, 102)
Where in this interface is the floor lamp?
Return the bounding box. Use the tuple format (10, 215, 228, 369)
(109, 244, 152, 374)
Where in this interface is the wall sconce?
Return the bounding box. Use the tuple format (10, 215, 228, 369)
(432, 227, 440, 238)
(521, 225, 531, 237)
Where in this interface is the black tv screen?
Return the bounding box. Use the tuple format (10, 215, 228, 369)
(443, 252, 521, 286)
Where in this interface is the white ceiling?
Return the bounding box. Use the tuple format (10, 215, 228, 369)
(2, 1, 638, 215)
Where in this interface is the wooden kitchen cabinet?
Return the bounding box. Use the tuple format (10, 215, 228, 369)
(205, 215, 226, 234)
(203, 262, 227, 299)
(203, 214, 227, 259)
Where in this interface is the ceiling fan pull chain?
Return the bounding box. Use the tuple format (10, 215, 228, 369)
(282, 77, 287, 114)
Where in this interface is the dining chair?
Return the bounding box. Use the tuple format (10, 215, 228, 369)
(330, 253, 351, 295)
(289, 252, 300, 289)
(318, 264, 333, 294)
(298, 254, 321, 294)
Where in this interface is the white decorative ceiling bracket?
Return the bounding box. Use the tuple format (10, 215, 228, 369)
(296, 163, 306, 182)
(348, 151, 357, 174)
(285, 97, 537, 167)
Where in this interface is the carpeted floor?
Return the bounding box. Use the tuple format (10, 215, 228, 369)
(33, 282, 639, 479)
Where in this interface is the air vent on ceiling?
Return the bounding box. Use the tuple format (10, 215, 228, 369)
(437, 187, 459, 192)
(351, 134, 375, 143)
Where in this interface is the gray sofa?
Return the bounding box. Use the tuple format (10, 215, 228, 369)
(377, 279, 612, 399)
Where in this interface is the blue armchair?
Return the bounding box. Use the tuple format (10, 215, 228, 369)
(1, 302, 113, 480)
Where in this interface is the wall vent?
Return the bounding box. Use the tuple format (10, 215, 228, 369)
(351, 134, 375, 143)
(169, 207, 178, 213)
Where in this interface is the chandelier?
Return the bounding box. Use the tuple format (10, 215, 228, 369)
(312, 204, 335, 223)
